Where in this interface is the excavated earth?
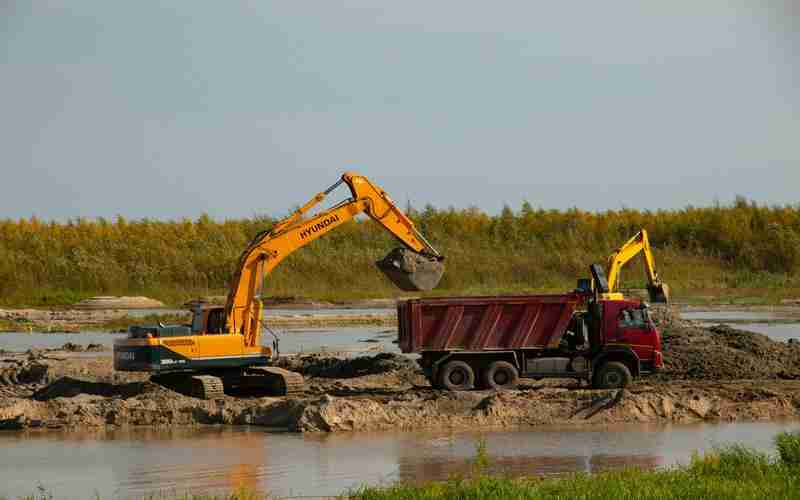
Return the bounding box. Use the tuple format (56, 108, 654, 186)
(1, 308, 799, 433)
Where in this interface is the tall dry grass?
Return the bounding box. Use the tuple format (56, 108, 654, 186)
(1, 198, 799, 306)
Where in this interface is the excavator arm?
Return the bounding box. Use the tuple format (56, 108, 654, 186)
(603, 229, 670, 304)
(224, 172, 444, 346)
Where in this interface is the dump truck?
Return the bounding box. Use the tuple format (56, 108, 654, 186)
(398, 265, 662, 391)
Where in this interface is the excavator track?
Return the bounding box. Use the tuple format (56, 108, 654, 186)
(245, 367, 304, 396)
(151, 373, 225, 400)
(189, 375, 225, 400)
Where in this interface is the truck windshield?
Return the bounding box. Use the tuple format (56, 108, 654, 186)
(619, 308, 648, 329)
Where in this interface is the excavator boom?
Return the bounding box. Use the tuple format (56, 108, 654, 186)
(225, 171, 444, 345)
(604, 229, 669, 304)
(114, 171, 444, 399)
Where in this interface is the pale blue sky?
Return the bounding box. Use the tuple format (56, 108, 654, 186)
(1, 1, 798, 219)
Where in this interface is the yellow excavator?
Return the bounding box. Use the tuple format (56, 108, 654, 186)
(113, 172, 445, 399)
(600, 229, 670, 304)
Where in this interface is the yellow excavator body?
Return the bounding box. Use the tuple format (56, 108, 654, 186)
(600, 229, 670, 304)
(113, 172, 444, 399)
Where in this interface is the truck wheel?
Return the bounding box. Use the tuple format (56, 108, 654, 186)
(438, 361, 475, 391)
(482, 361, 519, 391)
(592, 361, 632, 389)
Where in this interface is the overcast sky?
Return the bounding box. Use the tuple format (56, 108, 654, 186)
(2, 1, 798, 220)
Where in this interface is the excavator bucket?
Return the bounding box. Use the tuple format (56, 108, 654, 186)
(647, 283, 670, 304)
(376, 248, 445, 291)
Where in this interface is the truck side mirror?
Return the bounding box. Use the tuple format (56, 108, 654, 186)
(590, 264, 610, 293)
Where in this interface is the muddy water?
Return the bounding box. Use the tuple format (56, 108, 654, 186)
(715, 323, 799, 342)
(680, 310, 800, 342)
(0, 332, 126, 352)
(1, 421, 798, 499)
(0, 327, 399, 355)
(680, 311, 789, 322)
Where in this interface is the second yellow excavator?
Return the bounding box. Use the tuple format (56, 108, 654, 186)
(600, 229, 670, 304)
(113, 172, 444, 398)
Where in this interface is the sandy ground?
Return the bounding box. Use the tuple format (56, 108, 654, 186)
(1, 308, 799, 433)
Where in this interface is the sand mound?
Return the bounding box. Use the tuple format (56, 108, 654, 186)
(658, 323, 800, 380)
(73, 296, 165, 309)
(276, 353, 419, 379)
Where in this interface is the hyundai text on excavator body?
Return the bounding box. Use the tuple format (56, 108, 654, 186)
(113, 172, 445, 399)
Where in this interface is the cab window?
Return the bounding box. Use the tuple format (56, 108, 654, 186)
(619, 308, 647, 329)
(191, 310, 204, 333)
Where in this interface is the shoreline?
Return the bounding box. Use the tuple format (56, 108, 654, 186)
(3, 301, 800, 333)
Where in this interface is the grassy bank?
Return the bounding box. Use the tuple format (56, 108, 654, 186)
(2, 199, 800, 307)
(349, 432, 800, 500)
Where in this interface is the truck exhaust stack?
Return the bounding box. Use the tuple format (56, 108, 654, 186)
(376, 248, 445, 291)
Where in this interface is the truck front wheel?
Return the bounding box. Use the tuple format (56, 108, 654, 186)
(592, 361, 632, 389)
(439, 360, 475, 391)
(482, 361, 519, 391)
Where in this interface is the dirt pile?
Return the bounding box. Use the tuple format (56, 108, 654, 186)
(276, 353, 419, 379)
(60, 342, 106, 352)
(658, 323, 800, 380)
(33, 377, 155, 400)
(0, 361, 50, 398)
(74, 296, 166, 309)
(649, 305, 686, 329)
(290, 381, 800, 432)
(1, 354, 799, 432)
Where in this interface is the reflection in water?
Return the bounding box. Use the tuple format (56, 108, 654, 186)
(397, 454, 661, 484)
(1, 421, 800, 499)
(110, 428, 269, 497)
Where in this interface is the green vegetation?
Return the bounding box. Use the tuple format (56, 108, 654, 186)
(3, 198, 800, 307)
(349, 432, 800, 500)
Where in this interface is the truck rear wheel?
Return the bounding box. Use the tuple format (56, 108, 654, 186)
(592, 361, 632, 389)
(482, 361, 519, 391)
(439, 360, 475, 391)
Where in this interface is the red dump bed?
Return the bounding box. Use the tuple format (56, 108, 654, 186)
(397, 293, 583, 353)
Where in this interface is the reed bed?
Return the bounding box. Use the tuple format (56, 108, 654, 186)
(2, 198, 799, 306)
